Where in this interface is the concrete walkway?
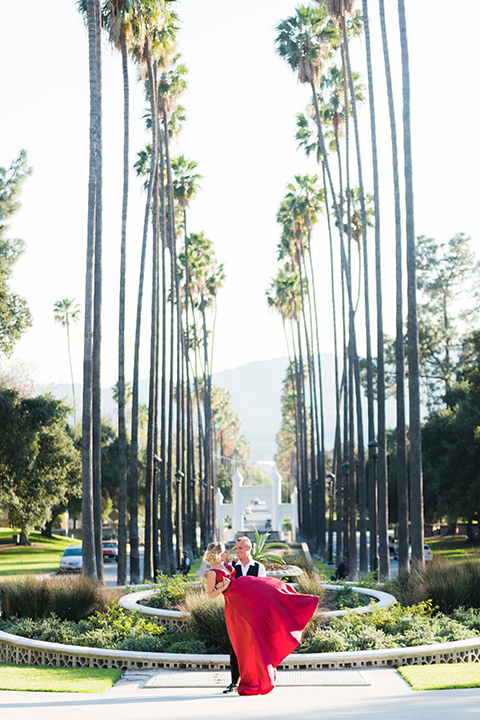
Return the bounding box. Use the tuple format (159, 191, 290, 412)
(0, 668, 479, 720)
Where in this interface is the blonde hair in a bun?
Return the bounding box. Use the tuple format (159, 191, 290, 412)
(204, 541, 225, 565)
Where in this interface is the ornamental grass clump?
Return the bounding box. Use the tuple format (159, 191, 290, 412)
(295, 571, 326, 602)
(0, 574, 108, 621)
(281, 550, 313, 573)
(384, 558, 480, 613)
(180, 588, 230, 652)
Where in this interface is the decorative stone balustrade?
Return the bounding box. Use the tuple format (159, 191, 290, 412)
(2, 627, 480, 671)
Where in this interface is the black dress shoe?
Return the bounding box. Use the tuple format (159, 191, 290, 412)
(223, 683, 237, 693)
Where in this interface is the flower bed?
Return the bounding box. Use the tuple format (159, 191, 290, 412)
(2, 578, 480, 671)
(118, 583, 394, 626)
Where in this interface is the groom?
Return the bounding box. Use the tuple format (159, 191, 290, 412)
(223, 535, 266, 693)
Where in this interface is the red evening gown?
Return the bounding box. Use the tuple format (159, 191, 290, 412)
(213, 565, 318, 696)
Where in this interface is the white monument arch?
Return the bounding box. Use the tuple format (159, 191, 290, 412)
(214, 461, 298, 541)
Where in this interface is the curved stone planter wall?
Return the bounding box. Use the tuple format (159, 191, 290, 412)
(1, 628, 480, 671)
(2, 583, 480, 671)
(118, 584, 398, 626)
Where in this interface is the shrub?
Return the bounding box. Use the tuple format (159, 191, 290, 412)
(295, 571, 326, 602)
(0, 575, 108, 621)
(281, 550, 313, 573)
(140, 573, 189, 610)
(47, 575, 100, 621)
(180, 589, 229, 652)
(166, 639, 208, 654)
(296, 600, 478, 653)
(300, 626, 348, 653)
(450, 606, 480, 632)
(333, 585, 372, 609)
(383, 558, 480, 613)
(0, 601, 165, 651)
(0, 576, 49, 620)
(160, 628, 207, 654)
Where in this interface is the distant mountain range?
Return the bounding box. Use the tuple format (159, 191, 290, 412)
(42, 354, 396, 463)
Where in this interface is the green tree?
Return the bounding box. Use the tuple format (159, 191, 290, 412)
(0, 389, 81, 545)
(0, 151, 32, 356)
(416, 233, 480, 408)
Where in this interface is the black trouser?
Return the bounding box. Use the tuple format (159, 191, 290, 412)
(229, 640, 239, 684)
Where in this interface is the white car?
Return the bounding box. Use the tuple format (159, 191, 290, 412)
(406, 543, 433, 562)
(59, 545, 82, 573)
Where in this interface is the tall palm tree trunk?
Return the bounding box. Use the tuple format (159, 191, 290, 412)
(362, 0, 389, 577)
(158, 124, 170, 575)
(117, 35, 129, 587)
(310, 77, 366, 573)
(379, 0, 408, 571)
(81, 0, 102, 580)
(143, 52, 160, 583)
(341, 24, 369, 574)
(83, 0, 104, 582)
(398, 0, 424, 564)
(129, 116, 156, 585)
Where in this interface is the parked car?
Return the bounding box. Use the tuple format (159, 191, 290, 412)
(59, 545, 82, 573)
(387, 540, 433, 562)
(102, 540, 118, 562)
(405, 543, 433, 562)
(377, 537, 398, 557)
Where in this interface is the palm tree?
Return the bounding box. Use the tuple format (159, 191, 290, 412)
(53, 298, 81, 426)
(183, 232, 225, 544)
(266, 265, 308, 536)
(157, 54, 187, 571)
(325, 0, 372, 575)
(378, 0, 408, 573)
(276, 4, 366, 578)
(103, 0, 135, 587)
(129, 0, 178, 580)
(360, 0, 389, 577)
(276, 176, 328, 550)
(172, 155, 202, 556)
(397, 0, 424, 564)
(81, 0, 103, 580)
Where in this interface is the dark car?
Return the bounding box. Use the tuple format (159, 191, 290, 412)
(102, 540, 118, 562)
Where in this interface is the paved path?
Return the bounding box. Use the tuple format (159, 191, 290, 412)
(0, 668, 479, 720)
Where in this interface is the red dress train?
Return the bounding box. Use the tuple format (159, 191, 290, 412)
(213, 566, 318, 696)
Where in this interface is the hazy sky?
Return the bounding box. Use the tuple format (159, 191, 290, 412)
(2, 0, 479, 392)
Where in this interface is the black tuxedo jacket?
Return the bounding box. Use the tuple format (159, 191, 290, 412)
(233, 560, 262, 578)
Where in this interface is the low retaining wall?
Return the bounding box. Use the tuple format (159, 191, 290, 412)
(2, 583, 480, 670)
(1, 628, 480, 671)
(118, 584, 398, 625)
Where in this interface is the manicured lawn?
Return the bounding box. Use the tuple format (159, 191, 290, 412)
(184, 556, 203, 580)
(312, 558, 328, 577)
(398, 662, 480, 690)
(0, 528, 80, 577)
(426, 535, 480, 562)
(0, 663, 122, 693)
